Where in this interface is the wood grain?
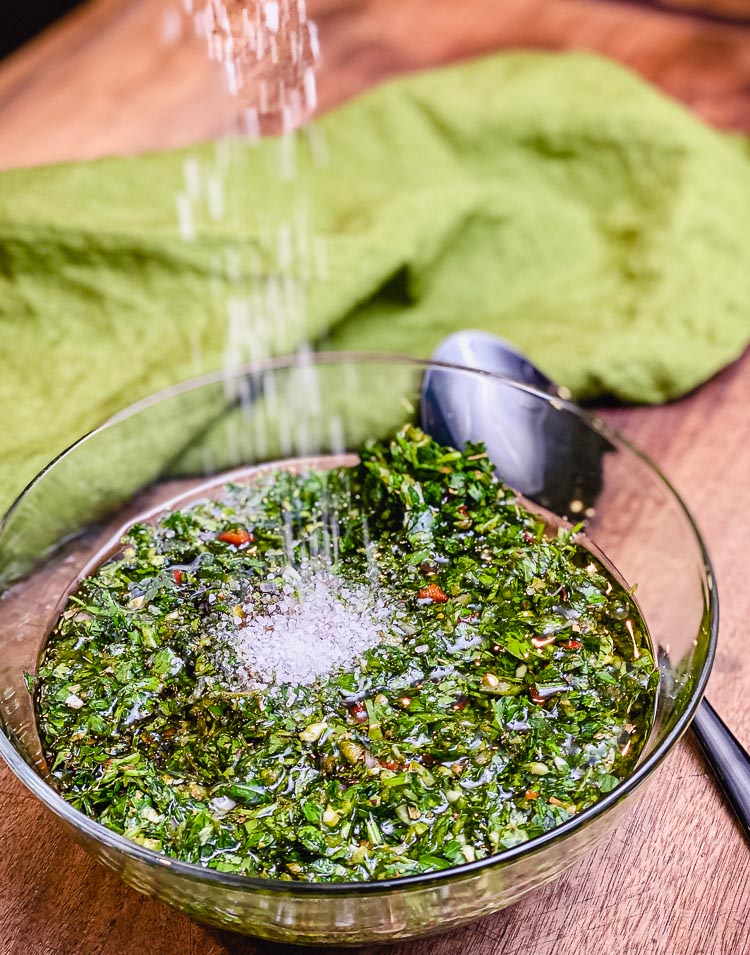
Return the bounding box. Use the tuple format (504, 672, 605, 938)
(641, 0, 750, 23)
(1, 1, 750, 953)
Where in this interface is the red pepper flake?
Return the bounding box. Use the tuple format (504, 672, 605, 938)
(172, 570, 183, 585)
(457, 505, 469, 517)
(217, 529, 253, 547)
(418, 583, 449, 604)
(528, 685, 546, 705)
(349, 702, 368, 724)
(523, 530, 535, 544)
(560, 639, 583, 651)
(380, 759, 401, 771)
(451, 697, 468, 712)
(525, 790, 539, 800)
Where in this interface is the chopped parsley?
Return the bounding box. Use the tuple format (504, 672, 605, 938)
(35, 425, 657, 882)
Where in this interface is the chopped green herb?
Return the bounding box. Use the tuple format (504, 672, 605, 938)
(36, 425, 657, 882)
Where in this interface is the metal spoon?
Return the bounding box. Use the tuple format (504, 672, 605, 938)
(420, 330, 750, 843)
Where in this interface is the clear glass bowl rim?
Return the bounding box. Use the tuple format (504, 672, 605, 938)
(0, 350, 719, 895)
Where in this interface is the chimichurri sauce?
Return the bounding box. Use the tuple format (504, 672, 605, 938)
(35, 426, 657, 882)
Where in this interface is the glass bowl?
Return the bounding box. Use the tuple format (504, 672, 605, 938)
(0, 353, 716, 945)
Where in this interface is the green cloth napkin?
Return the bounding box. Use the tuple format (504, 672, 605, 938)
(1, 51, 750, 518)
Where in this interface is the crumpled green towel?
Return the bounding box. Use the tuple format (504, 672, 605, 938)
(1, 51, 750, 517)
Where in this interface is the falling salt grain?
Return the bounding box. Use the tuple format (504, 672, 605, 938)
(264, 0, 280, 33)
(176, 193, 195, 240)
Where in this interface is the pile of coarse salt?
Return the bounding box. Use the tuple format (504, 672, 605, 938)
(230, 563, 393, 687)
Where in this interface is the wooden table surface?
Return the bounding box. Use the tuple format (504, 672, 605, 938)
(2, 1, 750, 953)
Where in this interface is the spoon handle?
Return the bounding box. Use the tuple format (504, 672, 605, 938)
(692, 698, 750, 843)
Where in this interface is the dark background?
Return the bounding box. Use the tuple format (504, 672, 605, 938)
(1, 2, 749, 61)
(0, 1, 83, 59)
